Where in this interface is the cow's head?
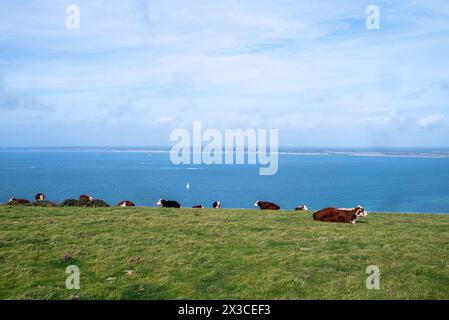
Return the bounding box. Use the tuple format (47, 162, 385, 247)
(214, 201, 221, 208)
(355, 205, 368, 217)
(37, 194, 45, 201)
(156, 199, 163, 206)
(8, 198, 14, 203)
(254, 200, 260, 207)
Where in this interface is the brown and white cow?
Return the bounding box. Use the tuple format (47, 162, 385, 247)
(313, 205, 368, 224)
(35, 193, 45, 201)
(254, 200, 280, 210)
(79, 195, 93, 202)
(118, 200, 135, 207)
(294, 205, 308, 211)
(192, 205, 204, 209)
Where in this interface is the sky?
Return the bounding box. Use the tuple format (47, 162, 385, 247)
(0, 0, 449, 147)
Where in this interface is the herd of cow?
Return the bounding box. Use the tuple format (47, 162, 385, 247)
(6, 194, 368, 224)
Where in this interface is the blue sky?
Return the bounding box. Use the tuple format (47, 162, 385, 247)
(1, 0, 449, 147)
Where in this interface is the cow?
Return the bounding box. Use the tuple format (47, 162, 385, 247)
(35, 193, 46, 201)
(157, 199, 182, 208)
(313, 205, 368, 224)
(192, 205, 204, 209)
(8, 198, 31, 204)
(295, 205, 308, 211)
(79, 195, 93, 202)
(118, 200, 135, 207)
(254, 200, 280, 210)
(213, 201, 221, 209)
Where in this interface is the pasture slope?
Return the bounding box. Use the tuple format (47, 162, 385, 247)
(0, 206, 448, 300)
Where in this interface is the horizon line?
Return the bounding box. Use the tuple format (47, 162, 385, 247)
(2, 145, 449, 150)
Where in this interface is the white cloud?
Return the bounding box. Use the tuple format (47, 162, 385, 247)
(418, 114, 447, 129)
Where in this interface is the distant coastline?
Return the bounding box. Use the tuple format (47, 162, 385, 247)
(2, 146, 449, 159)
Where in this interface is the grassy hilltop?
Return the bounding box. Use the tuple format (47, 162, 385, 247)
(0, 206, 448, 300)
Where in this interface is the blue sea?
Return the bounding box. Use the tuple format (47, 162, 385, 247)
(1, 147, 449, 214)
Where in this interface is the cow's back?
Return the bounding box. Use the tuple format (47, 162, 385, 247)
(313, 208, 356, 223)
(258, 201, 280, 210)
(313, 207, 337, 220)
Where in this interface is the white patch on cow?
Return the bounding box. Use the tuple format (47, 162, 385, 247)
(89, 196, 93, 201)
(254, 200, 259, 206)
(8, 198, 13, 203)
(156, 199, 162, 206)
(303, 205, 308, 211)
(356, 205, 368, 217)
(120, 202, 126, 207)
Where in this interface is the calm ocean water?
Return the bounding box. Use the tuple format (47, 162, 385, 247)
(1, 148, 449, 213)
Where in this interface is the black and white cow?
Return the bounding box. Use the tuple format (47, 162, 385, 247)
(192, 205, 204, 209)
(8, 198, 31, 204)
(157, 199, 182, 208)
(213, 201, 221, 209)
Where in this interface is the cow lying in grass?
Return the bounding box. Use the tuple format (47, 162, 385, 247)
(79, 195, 93, 202)
(254, 200, 280, 210)
(8, 198, 31, 204)
(118, 200, 135, 207)
(313, 206, 368, 224)
(35, 193, 45, 201)
(157, 199, 182, 208)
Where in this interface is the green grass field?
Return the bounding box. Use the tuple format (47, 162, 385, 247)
(0, 206, 448, 300)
